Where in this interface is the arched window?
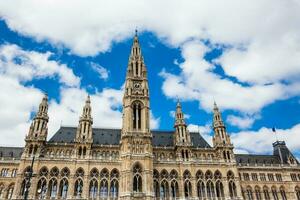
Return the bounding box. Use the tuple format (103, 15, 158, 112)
(246, 186, 253, 200)
(154, 179, 160, 198)
(272, 187, 279, 200)
(0, 184, 4, 198)
(133, 163, 142, 192)
(110, 179, 119, 199)
(100, 179, 108, 198)
(280, 187, 287, 200)
(169, 169, 179, 199)
(206, 180, 215, 199)
(59, 178, 68, 199)
(229, 181, 237, 198)
(295, 186, 300, 200)
(89, 179, 98, 199)
(36, 178, 47, 199)
(48, 178, 58, 198)
(263, 186, 270, 200)
(215, 181, 224, 199)
(6, 184, 14, 200)
(100, 168, 109, 198)
(74, 179, 83, 198)
(170, 180, 179, 199)
(197, 181, 205, 199)
(132, 101, 142, 130)
(183, 170, 192, 198)
(255, 186, 262, 200)
(160, 179, 169, 200)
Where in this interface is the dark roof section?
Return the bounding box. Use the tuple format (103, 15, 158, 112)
(235, 154, 281, 165)
(0, 147, 23, 159)
(49, 127, 211, 148)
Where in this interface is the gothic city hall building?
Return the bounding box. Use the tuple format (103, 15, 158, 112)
(1, 34, 300, 200)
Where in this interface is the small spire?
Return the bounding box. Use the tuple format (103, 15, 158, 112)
(176, 99, 181, 108)
(86, 95, 91, 104)
(213, 101, 218, 110)
(135, 28, 138, 36)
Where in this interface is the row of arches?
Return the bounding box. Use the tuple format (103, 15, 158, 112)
(0, 183, 14, 199)
(153, 169, 237, 199)
(242, 185, 289, 200)
(20, 166, 120, 199)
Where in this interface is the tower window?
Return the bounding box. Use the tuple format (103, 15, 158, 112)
(133, 102, 142, 130)
(135, 61, 139, 76)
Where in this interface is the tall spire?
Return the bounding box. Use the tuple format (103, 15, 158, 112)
(175, 100, 186, 126)
(126, 30, 147, 79)
(36, 93, 49, 119)
(76, 95, 93, 143)
(28, 94, 49, 138)
(213, 101, 224, 128)
(174, 100, 191, 146)
(122, 31, 150, 134)
(212, 101, 231, 146)
(81, 95, 92, 119)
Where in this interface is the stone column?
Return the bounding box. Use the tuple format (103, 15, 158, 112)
(67, 176, 75, 199)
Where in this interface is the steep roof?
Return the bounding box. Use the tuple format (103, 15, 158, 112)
(0, 146, 23, 159)
(235, 154, 281, 165)
(49, 127, 211, 148)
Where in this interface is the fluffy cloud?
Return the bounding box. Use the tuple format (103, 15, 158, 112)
(0, 44, 80, 87)
(90, 62, 109, 80)
(231, 124, 300, 156)
(0, 1, 299, 112)
(160, 41, 300, 113)
(226, 114, 258, 129)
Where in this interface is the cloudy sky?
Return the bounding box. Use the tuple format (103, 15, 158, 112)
(0, 0, 300, 158)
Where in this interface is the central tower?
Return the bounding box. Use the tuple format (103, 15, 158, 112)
(120, 32, 154, 200)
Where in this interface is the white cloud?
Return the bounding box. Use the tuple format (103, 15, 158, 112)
(160, 41, 300, 114)
(90, 62, 109, 80)
(0, 75, 43, 146)
(226, 114, 258, 129)
(0, 44, 80, 87)
(231, 124, 300, 156)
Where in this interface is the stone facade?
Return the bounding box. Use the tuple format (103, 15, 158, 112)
(0, 33, 300, 200)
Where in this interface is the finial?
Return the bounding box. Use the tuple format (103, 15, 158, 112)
(213, 101, 218, 109)
(176, 99, 181, 108)
(86, 95, 91, 103)
(135, 28, 138, 36)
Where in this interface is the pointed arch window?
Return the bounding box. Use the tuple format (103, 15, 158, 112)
(133, 163, 142, 192)
(89, 179, 98, 199)
(280, 187, 287, 200)
(59, 178, 68, 199)
(36, 178, 47, 199)
(160, 180, 169, 199)
(74, 179, 83, 198)
(49, 178, 58, 198)
(295, 186, 300, 200)
(7, 185, 14, 200)
(272, 187, 279, 200)
(110, 179, 119, 199)
(132, 101, 142, 130)
(263, 187, 270, 200)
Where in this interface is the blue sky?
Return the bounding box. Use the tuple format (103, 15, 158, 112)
(0, 0, 300, 159)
